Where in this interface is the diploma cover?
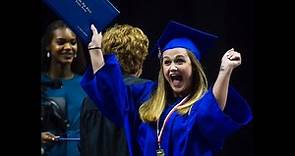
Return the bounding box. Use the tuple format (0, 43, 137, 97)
(42, 0, 120, 44)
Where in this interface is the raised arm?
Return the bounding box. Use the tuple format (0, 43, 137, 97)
(213, 48, 241, 110)
(88, 24, 104, 74)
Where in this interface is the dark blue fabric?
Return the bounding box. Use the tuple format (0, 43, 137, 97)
(79, 75, 151, 156)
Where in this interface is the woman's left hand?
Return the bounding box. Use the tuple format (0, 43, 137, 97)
(88, 24, 102, 49)
(220, 48, 241, 71)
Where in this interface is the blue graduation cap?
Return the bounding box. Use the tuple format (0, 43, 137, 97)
(157, 21, 218, 60)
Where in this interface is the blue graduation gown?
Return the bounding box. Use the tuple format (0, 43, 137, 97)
(80, 54, 253, 156)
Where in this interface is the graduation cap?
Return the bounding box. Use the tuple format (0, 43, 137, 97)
(156, 21, 218, 60)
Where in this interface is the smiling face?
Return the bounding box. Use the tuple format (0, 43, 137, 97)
(162, 48, 193, 97)
(47, 27, 78, 65)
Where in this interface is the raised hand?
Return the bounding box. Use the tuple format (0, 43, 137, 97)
(220, 48, 242, 72)
(88, 24, 102, 49)
(87, 24, 105, 74)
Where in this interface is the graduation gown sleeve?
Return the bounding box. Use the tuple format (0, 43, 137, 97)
(80, 54, 154, 127)
(80, 54, 125, 126)
(191, 86, 253, 150)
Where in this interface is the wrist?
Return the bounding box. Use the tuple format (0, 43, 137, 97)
(219, 65, 233, 74)
(88, 46, 101, 50)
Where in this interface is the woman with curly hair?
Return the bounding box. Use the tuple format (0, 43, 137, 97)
(80, 24, 150, 156)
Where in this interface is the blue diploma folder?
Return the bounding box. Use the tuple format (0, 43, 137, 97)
(42, 0, 120, 44)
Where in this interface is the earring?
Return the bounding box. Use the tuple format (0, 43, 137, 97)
(46, 52, 50, 58)
(157, 47, 162, 59)
(74, 53, 77, 58)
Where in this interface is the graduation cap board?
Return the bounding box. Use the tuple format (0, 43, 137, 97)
(157, 21, 218, 60)
(42, 0, 120, 44)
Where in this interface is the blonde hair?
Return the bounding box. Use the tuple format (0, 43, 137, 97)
(139, 50, 208, 122)
(102, 24, 149, 75)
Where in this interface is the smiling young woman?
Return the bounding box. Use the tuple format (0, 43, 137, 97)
(81, 21, 253, 156)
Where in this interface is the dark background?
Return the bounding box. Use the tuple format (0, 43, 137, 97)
(41, 0, 254, 155)
(10, 0, 295, 155)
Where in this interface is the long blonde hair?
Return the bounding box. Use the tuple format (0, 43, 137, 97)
(139, 50, 208, 122)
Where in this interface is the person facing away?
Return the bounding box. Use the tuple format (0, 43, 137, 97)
(80, 24, 149, 156)
(41, 20, 87, 156)
(80, 21, 253, 156)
